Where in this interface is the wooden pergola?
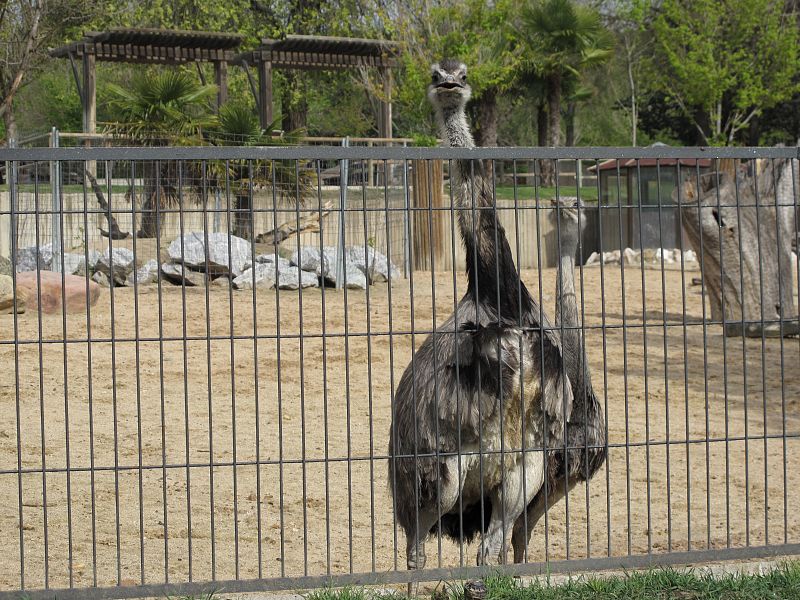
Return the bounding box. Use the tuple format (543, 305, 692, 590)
(232, 35, 400, 137)
(50, 28, 245, 139)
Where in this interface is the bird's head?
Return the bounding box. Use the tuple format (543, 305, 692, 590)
(427, 60, 471, 111)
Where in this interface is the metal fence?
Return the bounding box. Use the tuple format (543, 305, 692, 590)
(0, 145, 799, 600)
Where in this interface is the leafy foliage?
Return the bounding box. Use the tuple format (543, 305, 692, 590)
(104, 70, 218, 144)
(648, 0, 800, 144)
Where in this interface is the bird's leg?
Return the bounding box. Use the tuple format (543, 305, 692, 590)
(479, 446, 546, 566)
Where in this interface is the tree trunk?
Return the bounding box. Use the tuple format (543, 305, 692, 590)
(474, 89, 498, 147)
(540, 73, 562, 186)
(281, 71, 308, 132)
(565, 101, 577, 147)
(3, 108, 17, 144)
(537, 101, 547, 146)
(675, 158, 798, 337)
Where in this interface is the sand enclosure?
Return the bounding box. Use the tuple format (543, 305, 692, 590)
(1, 263, 799, 591)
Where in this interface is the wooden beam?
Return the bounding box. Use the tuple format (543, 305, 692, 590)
(82, 50, 96, 136)
(258, 59, 273, 129)
(214, 60, 228, 109)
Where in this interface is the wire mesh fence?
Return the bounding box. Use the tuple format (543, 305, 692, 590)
(0, 145, 798, 600)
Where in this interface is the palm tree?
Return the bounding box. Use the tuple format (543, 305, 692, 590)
(207, 102, 309, 240)
(105, 70, 218, 237)
(105, 72, 308, 239)
(511, 0, 612, 183)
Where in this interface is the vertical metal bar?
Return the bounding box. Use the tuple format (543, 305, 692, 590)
(153, 161, 170, 583)
(402, 142, 410, 279)
(633, 158, 652, 555)
(104, 159, 122, 586)
(50, 128, 62, 273)
(593, 158, 612, 558)
(226, 160, 240, 579)
(711, 160, 731, 549)
(614, 160, 632, 555)
(750, 158, 769, 546)
(33, 162, 51, 589)
(9, 143, 25, 590)
(247, 159, 263, 579)
(654, 159, 673, 552)
(336, 138, 349, 288)
(269, 160, 286, 577)
(388, 158, 406, 571)
(129, 160, 145, 585)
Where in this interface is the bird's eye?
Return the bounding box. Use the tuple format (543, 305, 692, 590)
(431, 72, 440, 83)
(461, 73, 467, 82)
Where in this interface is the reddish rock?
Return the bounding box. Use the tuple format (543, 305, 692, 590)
(14, 271, 102, 314)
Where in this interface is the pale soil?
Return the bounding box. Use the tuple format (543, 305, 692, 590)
(0, 265, 799, 591)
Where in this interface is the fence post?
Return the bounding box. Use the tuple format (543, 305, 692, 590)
(50, 127, 62, 272)
(411, 158, 444, 271)
(402, 141, 410, 278)
(336, 136, 349, 289)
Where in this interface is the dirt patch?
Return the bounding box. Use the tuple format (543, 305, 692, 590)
(1, 265, 798, 591)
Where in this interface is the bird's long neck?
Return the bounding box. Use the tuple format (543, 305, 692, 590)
(555, 219, 592, 391)
(436, 103, 531, 319)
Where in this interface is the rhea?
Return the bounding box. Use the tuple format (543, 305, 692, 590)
(388, 59, 572, 574)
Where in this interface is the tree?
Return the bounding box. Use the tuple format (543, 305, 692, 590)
(0, 0, 91, 142)
(509, 0, 613, 181)
(649, 0, 800, 145)
(105, 69, 218, 237)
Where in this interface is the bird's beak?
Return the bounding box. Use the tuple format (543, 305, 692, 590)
(435, 74, 464, 90)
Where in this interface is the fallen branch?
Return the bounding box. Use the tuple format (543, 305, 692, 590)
(255, 201, 332, 245)
(84, 170, 130, 240)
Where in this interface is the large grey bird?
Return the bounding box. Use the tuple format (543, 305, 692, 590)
(388, 59, 572, 575)
(511, 198, 607, 562)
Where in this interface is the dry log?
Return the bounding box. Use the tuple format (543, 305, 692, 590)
(674, 158, 798, 337)
(84, 170, 131, 240)
(254, 201, 332, 245)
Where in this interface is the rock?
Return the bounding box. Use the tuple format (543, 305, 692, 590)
(160, 262, 207, 287)
(654, 248, 674, 264)
(585, 251, 600, 266)
(233, 263, 276, 290)
(15, 244, 52, 272)
(623, 247, 640, 265)
(96, 248, 136, 286)
(602, 250, 621, 264)
(126, 259, 159, 286)
(244, 253, 293, 272)
(290, 246, 368, 289)
(168, 232, 251, 277)
(15, 271, 101, 314)
(92, 271, 110, 287)
(683, 249, 697, 263)
(56, 250, 101, 276)
(291, 246, 329, 273)
(346, 246, 400, 283)
(211, 276, 233, 289)
(0, 255, 11, 276)
(277, 265, 319, 290)
(0, 274, 27, 314)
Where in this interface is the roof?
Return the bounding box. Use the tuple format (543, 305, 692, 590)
(50, 28, 244, 63)
(590, 157, 713, 172)
(233, 34, 400, 70)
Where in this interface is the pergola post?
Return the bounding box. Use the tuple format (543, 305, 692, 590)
(379, 67, 393, 140)
(258, 59, 273, 130)
(214, 60, 228, 109)
(82, 50, 96, 138)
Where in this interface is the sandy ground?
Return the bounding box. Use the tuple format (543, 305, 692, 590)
(1, 263, 799, 592)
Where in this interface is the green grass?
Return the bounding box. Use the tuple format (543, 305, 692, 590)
(493, 186, 598, 202)
(294, 565, 800, 600)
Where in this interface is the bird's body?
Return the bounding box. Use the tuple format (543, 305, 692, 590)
(389, 60, 571, 569)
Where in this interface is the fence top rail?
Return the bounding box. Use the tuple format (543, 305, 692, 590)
(0, 145, 798, 162)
